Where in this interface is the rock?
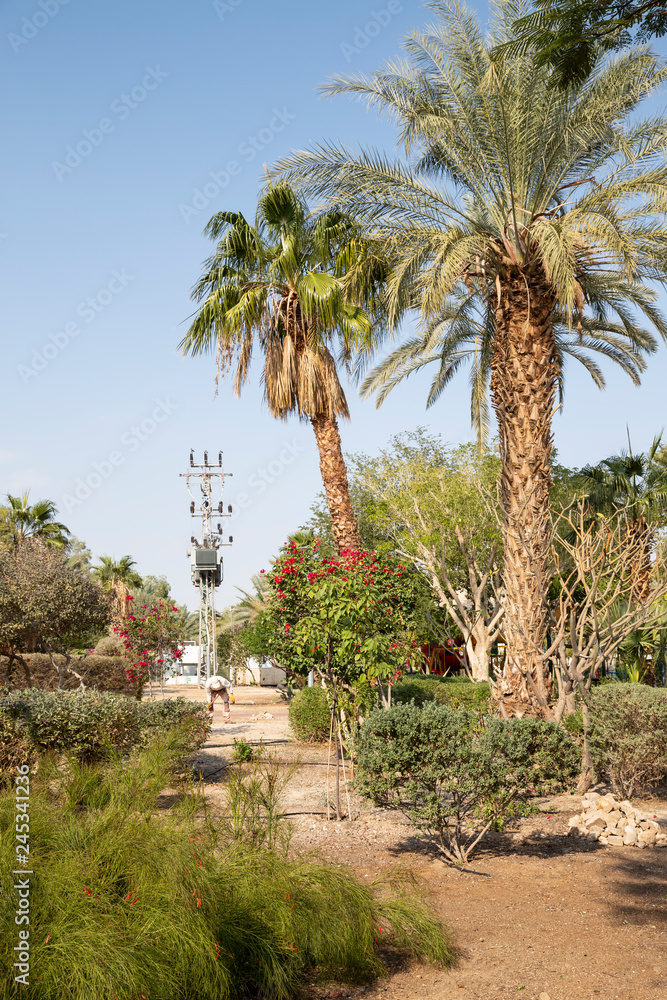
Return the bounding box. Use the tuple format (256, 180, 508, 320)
(656, 840, 667, 848)
(585, 815, 606, 830)
(619, 800, 633, 814)
(607, 834, 624, 846)
(568, 815, 581, 828)
(608, 810, 623, 823)
(598, 799, 613, 812)
(623, 828, 638, 846)
(539, 993, 551, 1000)
(599, 836, 608, 845)
(638, 830, 656, 846)
(586, 831, 598, 842)
(582, 792, 600, 803)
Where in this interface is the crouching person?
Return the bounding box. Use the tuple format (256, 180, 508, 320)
(205, 674, 234, 722)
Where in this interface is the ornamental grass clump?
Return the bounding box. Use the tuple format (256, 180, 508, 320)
(0, 737, 455, 999)
(354, 702, 579, 866)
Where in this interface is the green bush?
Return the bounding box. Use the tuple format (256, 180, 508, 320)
(393, 674, 491, 711)
(354, 702, 579, 865)
(590, 682, 667, 798)
(0, 652, 136, 696)
(0, 691, 210, 772)
(0, 741, 455, 999)
(288, 685, 331, 742)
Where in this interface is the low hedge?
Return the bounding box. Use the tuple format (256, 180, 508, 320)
(288, 685, 331, 742)
(590, 682, 667, 798)
(0, 690, 210, 772)
(0, 653, 136, 696)
(392, 674, 491, 711)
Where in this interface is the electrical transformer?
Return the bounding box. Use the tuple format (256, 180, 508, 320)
(188, 546, 223, 587)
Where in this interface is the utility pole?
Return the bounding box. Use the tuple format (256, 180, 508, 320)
(180, 450, 233, 687)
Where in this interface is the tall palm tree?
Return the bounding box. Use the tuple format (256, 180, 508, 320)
(180, 182, 385, 553)
(92, 555, 143, 618)
(274, 0, 667, 712)
(0, 492, 70, 549)
(362, 290, 651, 450)
(578, 434, 667, 601)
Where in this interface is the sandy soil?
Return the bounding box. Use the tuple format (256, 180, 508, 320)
(161, 685, 667, 1000)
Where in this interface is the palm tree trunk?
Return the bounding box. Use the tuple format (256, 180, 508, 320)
(490, 274, 557, 716)
(310, 415, 361, 553)
(627, 516, 652, 604)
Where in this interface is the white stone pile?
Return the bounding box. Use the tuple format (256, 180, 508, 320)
(568, 791, 666, 847)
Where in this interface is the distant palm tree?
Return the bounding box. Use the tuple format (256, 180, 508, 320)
(0, 492, 70, 549)
(274, 0, 667, 712)
(93, 555, 143, 618)
(578, 435, 667, 601)
(180, 182, 386, 553)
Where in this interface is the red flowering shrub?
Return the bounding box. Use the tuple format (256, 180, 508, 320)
(114, 599, 184, 697)
(264, 540, 423, 714)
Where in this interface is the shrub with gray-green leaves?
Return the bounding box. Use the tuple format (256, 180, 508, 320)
(354, 702, 579, 865)
(0, 690, 209, 774)
(590, 682, 667, 798)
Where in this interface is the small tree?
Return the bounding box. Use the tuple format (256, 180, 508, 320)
(0, 540, 110, 689)
(499, 500, 667, 787)
(114, 598, 184, 699)
(264, 539, 423, 818)
(352, 433, 504, 681)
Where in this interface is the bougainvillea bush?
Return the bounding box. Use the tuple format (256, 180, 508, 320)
(263, 540, 424, 718)
(114, 598, 184, 697)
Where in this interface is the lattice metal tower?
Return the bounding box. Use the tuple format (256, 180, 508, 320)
(181, 450, 233, 686)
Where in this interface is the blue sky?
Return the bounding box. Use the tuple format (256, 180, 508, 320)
(1, 0, 667, 610)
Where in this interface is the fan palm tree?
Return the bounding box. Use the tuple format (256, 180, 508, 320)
(273, 0, 667, 712)
(92, 555, 143, 618)
(578, 435, 667, 602)
(0, 492, 71, 550)
(180, 182, 386, 553)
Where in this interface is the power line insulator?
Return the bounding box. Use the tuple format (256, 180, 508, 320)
(229, 536, 233, 544)
(227, 504, 232, 513)
(190, 502, 195, 514)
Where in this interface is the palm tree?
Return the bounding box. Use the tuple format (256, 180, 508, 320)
(180, 182, 386, 553)
(578, 434, 667, 601)
(0, 492, 70, 549)
(274, 0, 667, 712)
(92, 555, 143, 618)
(362, 291, 651, 451)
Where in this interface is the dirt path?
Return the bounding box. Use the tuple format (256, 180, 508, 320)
(165, 685, 667, 1000)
